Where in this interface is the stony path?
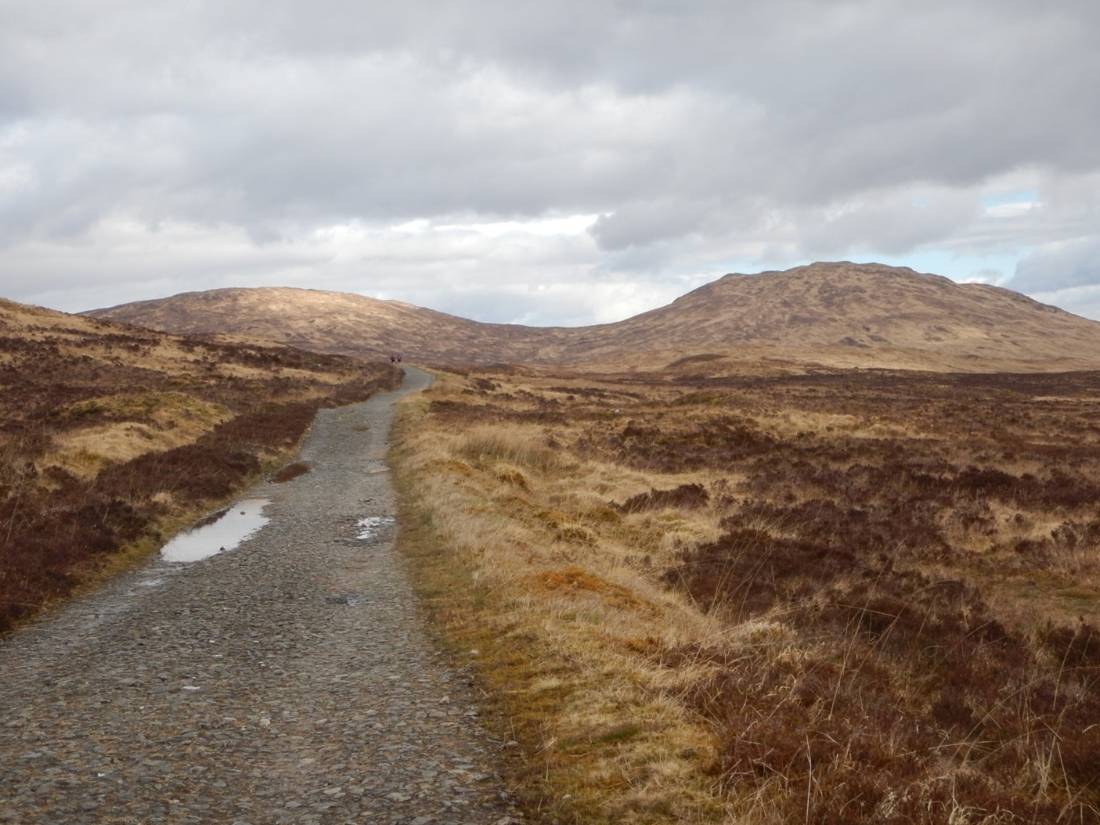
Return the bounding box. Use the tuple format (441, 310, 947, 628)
(0, 368, 524, 824)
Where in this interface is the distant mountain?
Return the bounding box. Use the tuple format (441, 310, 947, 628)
(86, 262, 1100, 372)
(87, 286, 560, 365)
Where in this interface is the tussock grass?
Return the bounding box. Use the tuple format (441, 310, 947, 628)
(394, 364, 1100, 824)
(457, 425, 564, 474)
(392, 378, 728, 824)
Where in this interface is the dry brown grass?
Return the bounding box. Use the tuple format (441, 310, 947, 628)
(456, 426, 565, 474)
(0, 298, 400, 631)
(393, 381, 728, 824)
(394, 365, 1100, 824)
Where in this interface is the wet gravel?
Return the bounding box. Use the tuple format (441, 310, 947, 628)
(0, 368, 524, 824)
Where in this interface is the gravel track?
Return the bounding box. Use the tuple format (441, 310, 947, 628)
(0, 368, 523, 824)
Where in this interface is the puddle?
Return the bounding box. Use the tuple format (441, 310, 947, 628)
(161, 498, 270, 563)
(356, 515, 394, 541)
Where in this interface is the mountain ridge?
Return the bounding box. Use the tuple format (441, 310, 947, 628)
(84, 262, 1100, 372)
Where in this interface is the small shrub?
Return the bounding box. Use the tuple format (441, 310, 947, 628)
(618, 483, 709, 513)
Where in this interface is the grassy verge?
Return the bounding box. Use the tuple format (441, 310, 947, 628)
(390, 375, 728, 824)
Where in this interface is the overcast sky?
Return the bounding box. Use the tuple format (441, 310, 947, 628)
(1, 1, 1098, 325)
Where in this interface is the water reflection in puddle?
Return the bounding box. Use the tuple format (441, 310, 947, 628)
(356, 515, 394, 540)
(161, 498, 270, 563)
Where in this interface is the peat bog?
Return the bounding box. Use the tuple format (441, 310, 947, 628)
(398, 364, 1100, 823)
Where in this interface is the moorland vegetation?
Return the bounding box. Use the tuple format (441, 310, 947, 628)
(0, 299, 398, 631)
(394, 364, 1100, 824)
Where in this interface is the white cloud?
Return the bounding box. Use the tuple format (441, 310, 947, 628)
(1, 1, 1099, 322)
(985, 201, 1041, 218)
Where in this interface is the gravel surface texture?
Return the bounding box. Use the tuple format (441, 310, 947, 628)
(0, 368, 524, 824)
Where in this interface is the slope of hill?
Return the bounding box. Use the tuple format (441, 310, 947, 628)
(0, 297, 398, 630)
(87, 262, 1100, 372)
(87, 287, 562, 365)
(581, 263, 1100, 372)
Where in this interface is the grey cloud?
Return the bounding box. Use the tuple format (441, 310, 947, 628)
(1010, 238, 1100, 293)
(795, 190, 981, 258)
(1, 1, 1100, 320)
(590, 199, 715, 251)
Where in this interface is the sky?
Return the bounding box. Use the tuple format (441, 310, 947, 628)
(1, 1, 1098, 325)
